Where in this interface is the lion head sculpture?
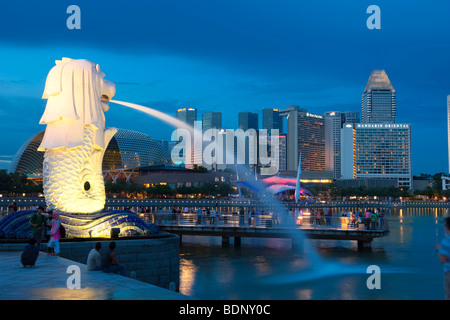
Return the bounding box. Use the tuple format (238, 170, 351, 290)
(38, 58, 116, 152)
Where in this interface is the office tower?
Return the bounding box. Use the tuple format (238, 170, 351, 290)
(175, 108, 198, 168)
(341, 123, 412, 188)
(362, 70, 396, 123)
(278, 134, 287, 171)
(262, 108, 284, 133)
(325, 111, 360, 179)
(202, 112, 222, 131)
(280, 106, 325, 172)
(238, 112, 259, 131)
(448, 95, 450, 174)
(280, 106, 299, 171)
(343, 111, 360, 124)
(176, 108, 197, 128)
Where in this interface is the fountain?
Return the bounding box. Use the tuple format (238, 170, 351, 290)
(109, 100, 325, 271)
(0, 58, 158, 239)
(0, 57, 386, 291)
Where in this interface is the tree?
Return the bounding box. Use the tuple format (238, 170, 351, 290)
(0, 171, 43, 195)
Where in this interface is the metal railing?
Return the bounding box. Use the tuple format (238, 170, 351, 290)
(138, 211, 387, 231)
(0, 208, 387, 232)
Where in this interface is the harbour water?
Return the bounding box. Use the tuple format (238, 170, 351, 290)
(179, 207, 448, 300)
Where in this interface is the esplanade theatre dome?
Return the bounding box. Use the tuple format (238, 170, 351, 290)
(8, 129, 171, 176)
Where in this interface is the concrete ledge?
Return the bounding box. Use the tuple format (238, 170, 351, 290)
(0, 234, 181, 291)
(0, 251, 190, 300)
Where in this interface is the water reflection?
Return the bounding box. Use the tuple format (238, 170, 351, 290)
(179, 208, 447, 299)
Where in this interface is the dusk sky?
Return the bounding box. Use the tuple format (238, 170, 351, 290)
(0, 1, 449, 175)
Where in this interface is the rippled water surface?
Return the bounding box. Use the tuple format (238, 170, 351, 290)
(179, 208, 448, 300)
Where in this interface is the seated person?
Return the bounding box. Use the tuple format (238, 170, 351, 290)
(102, 241, 126, 276)
(87, 242, 102, 271)
(21, 238, 40, 267)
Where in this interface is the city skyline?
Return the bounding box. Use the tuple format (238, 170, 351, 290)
(0, 1, 449, 176)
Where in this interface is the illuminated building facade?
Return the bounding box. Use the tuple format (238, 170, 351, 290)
(280, 106, 325, 173)
(341, 123, 412, 188)
(362, 70, 396, 124)
(324, 111, 360, 179)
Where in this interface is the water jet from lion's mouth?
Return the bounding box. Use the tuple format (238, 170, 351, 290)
(110, 99, 325, 267)
(110, 100, 197, 133)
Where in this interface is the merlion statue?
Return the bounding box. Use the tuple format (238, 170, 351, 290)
(38, 58, 117, 214)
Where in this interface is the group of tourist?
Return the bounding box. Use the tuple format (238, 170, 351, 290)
(28, 206, 62, 255)
(308, 208, 333, 226)
(339, 208, 385, 230)
(21, 206, 63, 267)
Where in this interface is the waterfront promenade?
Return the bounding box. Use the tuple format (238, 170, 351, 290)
(2, 196, 450, 214)
(0, 197, 390, 251)
(0, 250, 189, 300)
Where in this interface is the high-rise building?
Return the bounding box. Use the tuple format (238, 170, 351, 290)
(278, 134, 287, 171)
(448, 95, 450, 174)
(238, 112, 259, 131)
(262, 108, 284, 133)
(176, 108, 197, 128)
(280, 106, 325, 173)
(325, 111, 360, 179)
(341, 123, 412, 188)
(175, 108, 198, 168)
(362, 70, 396, 124)
(202, 112, 222, 131)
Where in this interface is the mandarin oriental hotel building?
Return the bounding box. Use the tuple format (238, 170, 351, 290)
(341, 123, 412, 189)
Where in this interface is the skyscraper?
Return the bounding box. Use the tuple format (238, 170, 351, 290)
(262, 108, 283, 133)
(341, 123, 412, 188)
(202, 112, 222, 131)
(325, 111, 360, 179)
(362, 70, 396, 123)
(448, 95, 450, 173)
(176, 108, 197, 128)
(278, 133, 287, 171)
(238, 112, 259, 131)
(175, 108, 198, 168)
(280, 106, 325, 172)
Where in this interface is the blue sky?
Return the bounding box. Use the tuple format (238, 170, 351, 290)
(0, 0, 449, 175)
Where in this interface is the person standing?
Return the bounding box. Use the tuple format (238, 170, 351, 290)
(210, 208, 217, 225)
(326, 208, 332, 225)
(437, 216, 450, 300)
(197, 207, 203, 225)
(239, 207, 245, 226)
(48, 211, 61, 256)
(29, 206, 46, 249)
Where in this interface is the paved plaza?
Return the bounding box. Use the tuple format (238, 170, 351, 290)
(0, 251, 190, 300)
